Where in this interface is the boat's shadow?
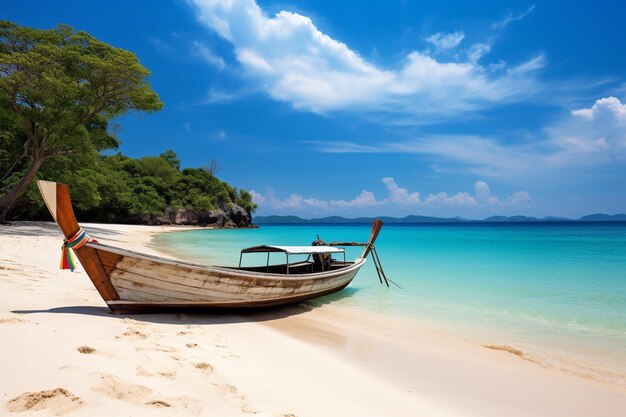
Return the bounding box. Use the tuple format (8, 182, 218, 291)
(11, 287, 360, 325)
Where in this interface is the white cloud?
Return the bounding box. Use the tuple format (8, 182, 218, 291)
(474, 181, 498, 204)
(310, 96, 626, 177)
(426, 31, 465, 51)
(547, 96, 626, 162)
(506, 54, 545, 75)
(333, 191, 378, 209)
(467, 43, 491, 64)
(506, 191, 532, 206)
(571, 96, 626, 120)
(381, 177, 420, 204)
(250, 188, 379, 211)
(203, 87, 244, 104)
(251, 178, 530, 216)
(424, 191, 476, 206)
(310, 135, 535, 177)
(193, 41, 226, 69)
(188, 0, 543, 118)
(491, 5, 536, 30)
(150, 37, 172, 54)
(249, 190, 265, 204)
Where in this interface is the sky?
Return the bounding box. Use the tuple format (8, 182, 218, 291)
(4, 0, 626, 219)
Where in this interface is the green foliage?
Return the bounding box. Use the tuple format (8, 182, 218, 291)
(10, 149, 257, 223)
(159, 150, 180, 170)
(0, 20, 163, 219)
(0, 21, 256, 224)
(236, 190, 256, 213)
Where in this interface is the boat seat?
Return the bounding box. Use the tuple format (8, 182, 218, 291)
(288, 261, 313, 270)
(288, 261, 312, 268)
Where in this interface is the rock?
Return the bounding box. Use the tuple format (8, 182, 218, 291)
(127, 204, 256, 228)
(135, 204, 254, 228)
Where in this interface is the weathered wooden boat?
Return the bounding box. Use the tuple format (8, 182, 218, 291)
(37, 180, 385, 314)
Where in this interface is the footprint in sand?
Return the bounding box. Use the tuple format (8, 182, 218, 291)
(0, 265, 19, 272)
(121, 328, 148, 340)
(58, 365, 80, 371)
(212, 341, 240, 359)
(146, 396, 203, 415)
(146, 399, 171, 408)
(0, 317, 26, 324)
(194, 362, 214, 375)
(213, 383, 258, 415)
(7, 388, 83, 416)
(136, 364, 179, 380)
(156, 343, 179, 352)
(222, 354, 241, 360)
(134, 344, 179, 355)
(77, 345, 96, 354)
(93, 373, 152, 402)
(186, 343, 199, 348)
(93, 373, 202, 413)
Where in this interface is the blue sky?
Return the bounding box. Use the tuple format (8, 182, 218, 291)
(5, 1, 626, 218)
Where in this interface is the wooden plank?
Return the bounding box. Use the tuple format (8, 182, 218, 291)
(98, 250, 124, 276)
(111, 272, 304, 301)
(105, 280, 354, 313)
(114, 284, 192, 302)
(114, 254, 358, 288)
(106, 256, 359, 304)
(112, 258, 350, 295)
(111, 256, 289, 289)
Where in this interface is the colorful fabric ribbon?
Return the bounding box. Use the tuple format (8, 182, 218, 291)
(60, 228, 94, 272)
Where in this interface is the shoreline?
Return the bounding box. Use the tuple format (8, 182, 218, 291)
(152, 225, 626, 389)
(1, 221, 625, 416)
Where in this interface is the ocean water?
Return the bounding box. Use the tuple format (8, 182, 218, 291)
(154, 222, 626, 381)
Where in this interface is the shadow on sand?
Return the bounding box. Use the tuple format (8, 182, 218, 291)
(0, 221, 126, 238)
(11, 287, 360, 325)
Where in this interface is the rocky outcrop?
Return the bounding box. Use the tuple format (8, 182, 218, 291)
(138, 204, 254, 228)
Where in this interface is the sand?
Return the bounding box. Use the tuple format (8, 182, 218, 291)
(1, 221, 625, 417)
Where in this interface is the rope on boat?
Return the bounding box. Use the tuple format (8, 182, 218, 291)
(367, 243, 401, 289)
(60, 228, 96, 272)
(328, 241, 401, 289)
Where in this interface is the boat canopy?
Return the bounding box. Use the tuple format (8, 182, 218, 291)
(240, 245, 345, 255)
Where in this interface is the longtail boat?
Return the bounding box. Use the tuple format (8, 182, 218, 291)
(37, 180, 386, 314)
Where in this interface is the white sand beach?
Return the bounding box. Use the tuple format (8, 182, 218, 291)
(1, 222, 625, 417)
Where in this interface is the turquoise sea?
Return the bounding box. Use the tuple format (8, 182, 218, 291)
(154, 222, 626, 381)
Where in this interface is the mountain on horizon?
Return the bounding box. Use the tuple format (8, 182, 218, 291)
(253, 213, 626, 224)
(578, 213, 626, 221)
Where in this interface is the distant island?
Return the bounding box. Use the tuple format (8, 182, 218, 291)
(253, 213, 626, 224)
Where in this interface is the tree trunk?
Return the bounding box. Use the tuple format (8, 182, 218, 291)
(0, 157, 44, 221)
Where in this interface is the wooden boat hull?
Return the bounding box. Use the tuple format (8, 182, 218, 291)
(36, 180, 381, 314)
(94, 243, 364, 313)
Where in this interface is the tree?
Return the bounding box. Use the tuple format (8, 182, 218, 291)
(159, 149, 180, 170)
(0, 21, 162, 220)
(236, 189, 257, 214)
